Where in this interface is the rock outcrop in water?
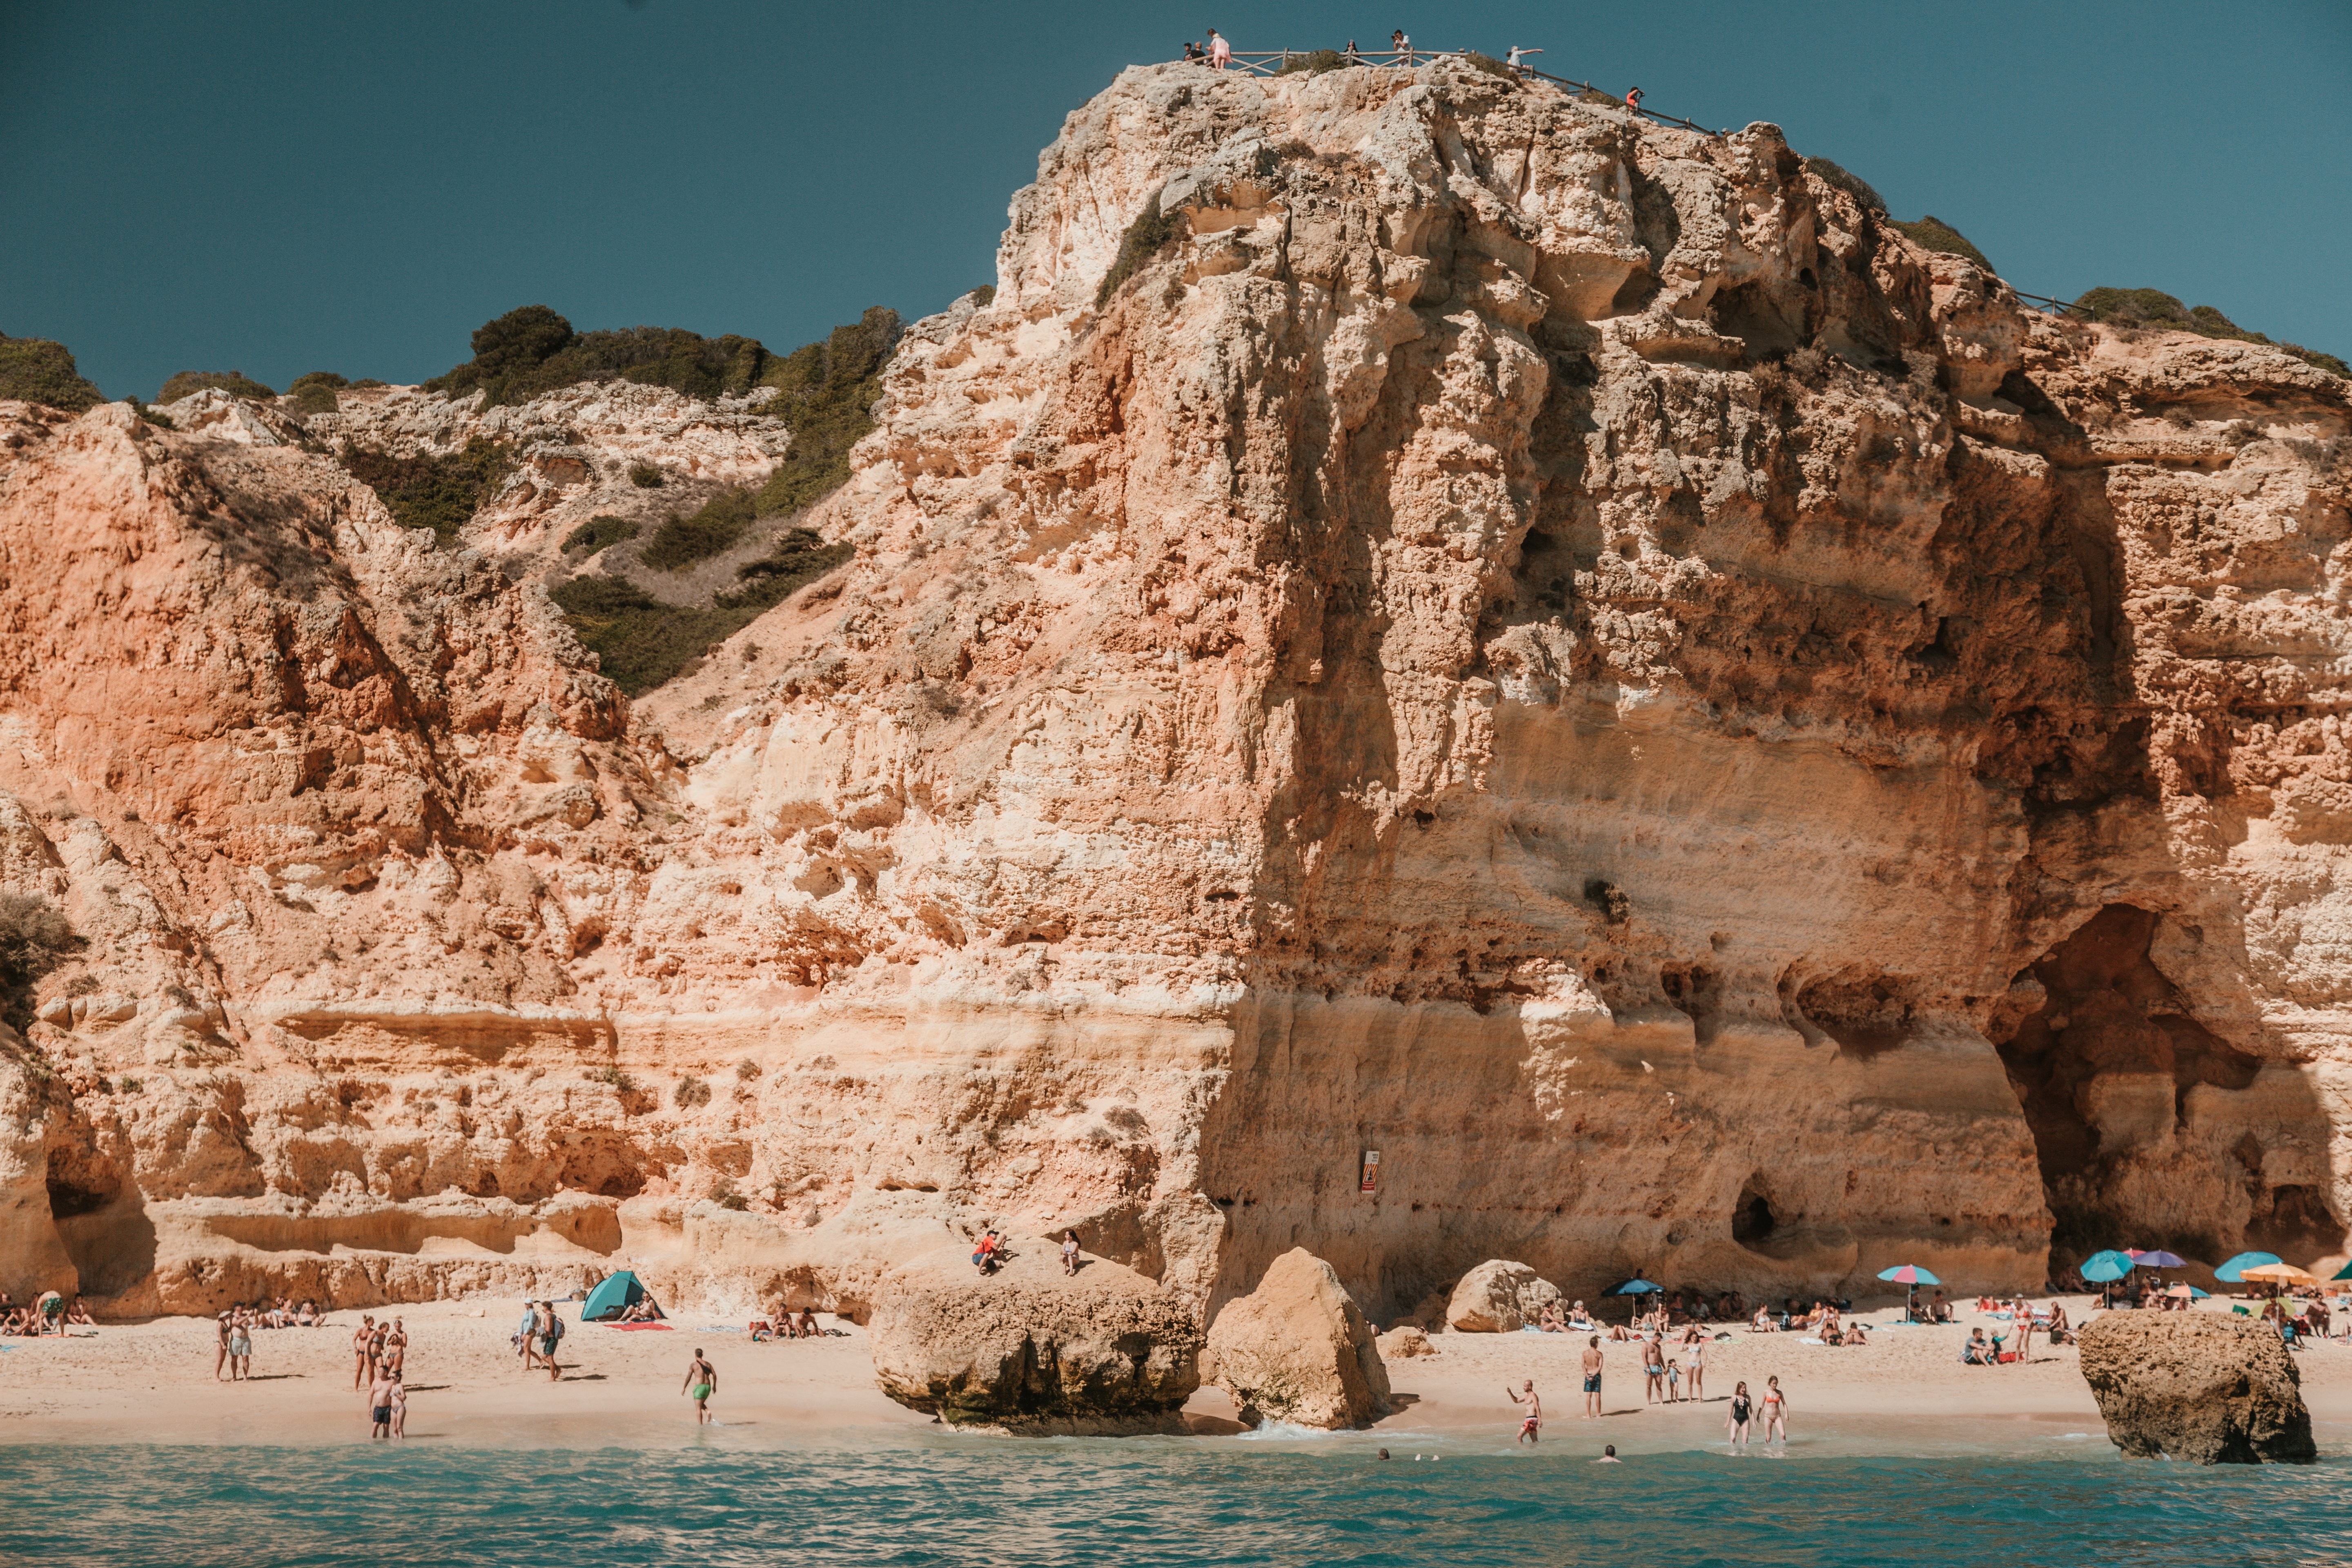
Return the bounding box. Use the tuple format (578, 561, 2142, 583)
(1203, 1246, 1390, 1428)
(866, 1245, 1201, 1433)
(2077, 1312, 2316, 1463)
(2, 57, 2350, 1320)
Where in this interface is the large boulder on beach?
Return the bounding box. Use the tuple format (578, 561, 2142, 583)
(1446, 1259, 1561, 1333)
(1203, 1248, 1390, 1429)
(2077, 1311, 2316, 1464)
(867, 1242, 1200, 1435)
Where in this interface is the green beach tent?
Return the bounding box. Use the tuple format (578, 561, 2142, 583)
(582, 1270, 646, 1322)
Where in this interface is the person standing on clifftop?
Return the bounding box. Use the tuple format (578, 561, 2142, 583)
(1391, 29, 1411, 63)
(1207, 29, 1230, 69)
(1624, 86, 1644, 119)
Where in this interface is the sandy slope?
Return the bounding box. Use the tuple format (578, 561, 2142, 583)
(4, 1297, 2348, 1450)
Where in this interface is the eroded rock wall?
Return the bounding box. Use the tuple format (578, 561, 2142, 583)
(2, 59, 2347, 1319)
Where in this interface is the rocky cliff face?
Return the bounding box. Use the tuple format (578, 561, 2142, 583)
(3, 60, 2348, 1320)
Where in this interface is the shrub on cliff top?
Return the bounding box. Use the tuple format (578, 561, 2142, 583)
(1802, 157, 1886, 216)
(158, 369, 278, 404)
(426, 303, 869, 411)
(287, 371, 349, 416)
(338, 437, 511, 539)
(561, 514, 640, 556)
(0, 334, 106, 412)
(2075, 288, 2348, 378)
(750, 307, 902, 519)
(1276, 49, 1350, 75)
(1889, 215, 1993, 273)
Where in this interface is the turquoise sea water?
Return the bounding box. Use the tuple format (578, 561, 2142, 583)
(5, 1436, 2351, 1566)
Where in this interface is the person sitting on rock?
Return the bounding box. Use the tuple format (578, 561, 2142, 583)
(973, 1229, 1002, 1274)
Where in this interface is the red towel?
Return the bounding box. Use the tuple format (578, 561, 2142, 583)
(615, 1322, 673, 1331)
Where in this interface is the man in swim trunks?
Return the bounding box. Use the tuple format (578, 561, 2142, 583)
(1506, 1379, 1541, 1443)
(1582, 1335, 1604, 1417)
(369, 1367, 397, 1440)
(539, 1302, 564, 1381)
(683, 1349, 719, 1424)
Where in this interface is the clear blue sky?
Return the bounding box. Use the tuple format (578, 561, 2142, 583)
(4, 1, 2346, 401)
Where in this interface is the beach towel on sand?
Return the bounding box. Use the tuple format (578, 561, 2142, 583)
(615, 1322, 673, 1332)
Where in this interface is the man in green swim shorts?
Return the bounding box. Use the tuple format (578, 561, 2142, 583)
(683, 1348, 718, 1424)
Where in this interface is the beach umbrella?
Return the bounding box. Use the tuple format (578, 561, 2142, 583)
(2080, 1250, 2136, 1283)
(2332, 1262, 2352, 1283)
(2130, 1250, 2187, 1269)
(2242, 1263, 2319, 1287)
(1875, 1265, 1941, 1285)
(1606, 1278, 1662, 1295)
(2218, 1251, 2282, 1283)
(2165, 1284, 2209, 1299)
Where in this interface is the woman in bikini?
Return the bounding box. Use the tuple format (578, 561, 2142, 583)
(388, 1372, 408, 1440)
(216, 1312, 234, 1382)
(1686, 1333, 1706, 1402)
(683, 1349, 719, 1424)
(385, 1318, 408, 1378)
(352, 1315, 376, 1390)
(1761, 1375, 1789, 1448)
(1726, 1381, 1752, 1453)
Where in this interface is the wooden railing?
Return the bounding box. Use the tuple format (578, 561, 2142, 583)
(1207, 49, 1722, 137)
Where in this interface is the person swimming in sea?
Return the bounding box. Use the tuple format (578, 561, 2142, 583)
(684, 1349, 719, 1424)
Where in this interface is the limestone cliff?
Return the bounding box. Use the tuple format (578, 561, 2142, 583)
(3, 60, 2348, 1321)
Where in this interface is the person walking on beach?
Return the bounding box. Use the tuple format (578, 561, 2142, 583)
(1761, 1376, 1788, 1449)
(518, 1301, 542, 1370)
(1686, 1334, 1706, 1402)
(1206, 28, 1230, 69)
(539, 1301, 564, 1381)
(368, 1366, 397, 1440)
(684, 1349, 719, 1425)
(1506, 1379, 1541, 1444)
(1726, 1381, 1753, 1454)
(227, 1308, 253, 1382)
(1581, 1335, 1604, 1417)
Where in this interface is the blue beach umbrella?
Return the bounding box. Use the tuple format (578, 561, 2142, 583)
(2131, 1250, 2187, 1270)
(2219, 1252, 2283, 1283)
(1606, 1278, 1662, 1295)
(2080, 1250, 2135, 1283)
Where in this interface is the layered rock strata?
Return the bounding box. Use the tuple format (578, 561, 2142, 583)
(2, 58, 2349, 1321)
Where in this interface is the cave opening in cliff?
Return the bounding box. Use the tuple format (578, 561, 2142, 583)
(1732, 1181, 1778, 1249)
(1996, 903, 2345, 1266)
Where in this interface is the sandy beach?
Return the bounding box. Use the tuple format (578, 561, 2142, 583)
(7, 1296, 2350, 1450)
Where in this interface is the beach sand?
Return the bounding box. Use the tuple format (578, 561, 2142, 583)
(4, 1297, 2347, 1450)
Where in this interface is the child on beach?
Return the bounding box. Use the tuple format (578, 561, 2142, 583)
(1665, 1359, 1682, 1402)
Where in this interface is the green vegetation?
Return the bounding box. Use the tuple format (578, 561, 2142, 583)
(1576, 87, 1623, 107)
(338, 437, 510, 539)
(1276, 48, 1351, 74)
(561, 514, 640, 555)
(1461, 51, 1521, 82)
(1890, 215, 1993, 273)
(641, 487, 757, 571)
(2074, 288, 2348, 378)
(287, 371, 349, 415)
(130, 400, 174, 430)
(1096, 197, 1185, 309)
(1802, 156, 1886, 216)
(157, 369, 277, 404)
(551, 527, 850, 695)
(428, 303, 825, 410)
(750, 307, 900, 517)
(628, 462, 664, 488)
(0, 892, 80, 1033)
(0, 334, 106, 412)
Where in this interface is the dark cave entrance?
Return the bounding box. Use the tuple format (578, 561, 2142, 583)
(1732, 1180, 1779, 1250)
(1995, 903, 2345, 1266)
